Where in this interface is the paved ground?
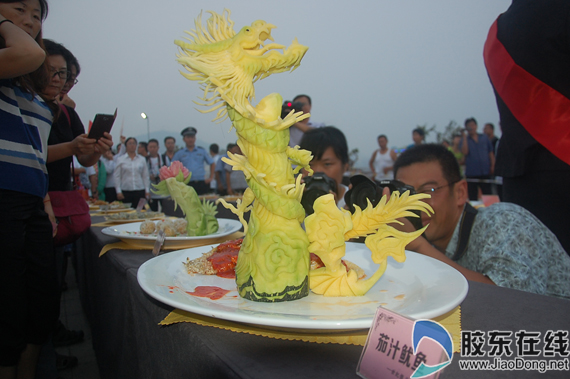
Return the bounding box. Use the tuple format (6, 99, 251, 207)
(57, 259, 100, 379)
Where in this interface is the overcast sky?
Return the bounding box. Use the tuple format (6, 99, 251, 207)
(43, 0, 511, 169)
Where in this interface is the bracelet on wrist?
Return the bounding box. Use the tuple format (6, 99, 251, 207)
(43, 199, 51, 203)
(0, 19, 14, 28)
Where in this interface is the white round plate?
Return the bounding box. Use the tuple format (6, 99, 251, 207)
(101, 218, 243, 248)
(137, 242, 468, 331)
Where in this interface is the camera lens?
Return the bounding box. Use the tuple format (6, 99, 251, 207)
(344, 175, 383, 213)
(344, 175, 424, 231)
(301, 188, 330, 215)
(351, 185, 381, 211)
(301, 172, 338, 215)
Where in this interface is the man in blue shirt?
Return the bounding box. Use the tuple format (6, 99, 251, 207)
(393, 144, 569, 298)
(460, 117, 495, 200)
(172, 127, 214, 195)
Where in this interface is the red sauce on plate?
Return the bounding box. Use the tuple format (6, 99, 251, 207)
(207, 238, 242, 278)
(187, 286, 231, 300)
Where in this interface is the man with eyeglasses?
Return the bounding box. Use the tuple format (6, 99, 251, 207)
(391, 144, 569, 299)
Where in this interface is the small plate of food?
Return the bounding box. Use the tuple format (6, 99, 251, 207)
(99, 202, 133, 213)
(88, 199, 108, 210)
(101, 218, 243, 248)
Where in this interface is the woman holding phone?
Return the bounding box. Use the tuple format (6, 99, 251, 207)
(43, 39, 113, 194)
(40, 39, 114, 372)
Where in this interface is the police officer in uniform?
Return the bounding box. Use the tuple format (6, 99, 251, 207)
(172, 127, 214, 195)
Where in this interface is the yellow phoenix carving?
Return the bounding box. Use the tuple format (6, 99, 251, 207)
(175, 10, 433, 300)
(175, 9, 308, 125)
(305, 193, 433, 296)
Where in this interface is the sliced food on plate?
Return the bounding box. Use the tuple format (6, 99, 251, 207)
(184, 238, 366, 280)
(105, 211, 164, 221)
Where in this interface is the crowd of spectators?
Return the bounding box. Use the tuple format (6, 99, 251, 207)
(87, 133, 250, 204)
(85, 102, 568, 272)
(1, 1, 569, 376)
(83, 118, 499, 210)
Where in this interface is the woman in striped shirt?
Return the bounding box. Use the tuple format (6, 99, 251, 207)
(0, 2, 109, 377)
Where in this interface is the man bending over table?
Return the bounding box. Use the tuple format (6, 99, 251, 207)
(391, 144, 569, 299)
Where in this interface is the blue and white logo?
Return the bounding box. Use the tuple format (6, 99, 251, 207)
(411, 320, 453, 378)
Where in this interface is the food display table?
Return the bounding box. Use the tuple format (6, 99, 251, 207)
(74, 217, 570, 379)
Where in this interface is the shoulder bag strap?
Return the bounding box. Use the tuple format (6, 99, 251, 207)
(56, 104, 77, 190)
(451, 202, 478, 261)
(59, 103, 71, 125)
(70, 157, 78, 190)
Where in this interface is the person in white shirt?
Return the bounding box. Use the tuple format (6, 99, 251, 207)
(100, 142, 128, 202)
(113, 137, 150, 206)
(209, 143, 220, 193)
(369, 134, 397, 183)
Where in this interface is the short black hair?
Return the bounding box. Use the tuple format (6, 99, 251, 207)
(300, 126, 348, 165)
(226, 142, 235, 151)
(43, 39, 81, 76)
(138, 141, 148, 150)
(485, 122, 495, 131)
(412, 128, 425, 138)
(394, 144, 462, 185)
(465, 117, 477, 127)
(209, 143, 219, 154)
(43, 39, 66, 57)
(148, 139, 159, 146)
(377, 134, 388, 140)
(164, 136, 175, 144)
(293, 94, 312, 105)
